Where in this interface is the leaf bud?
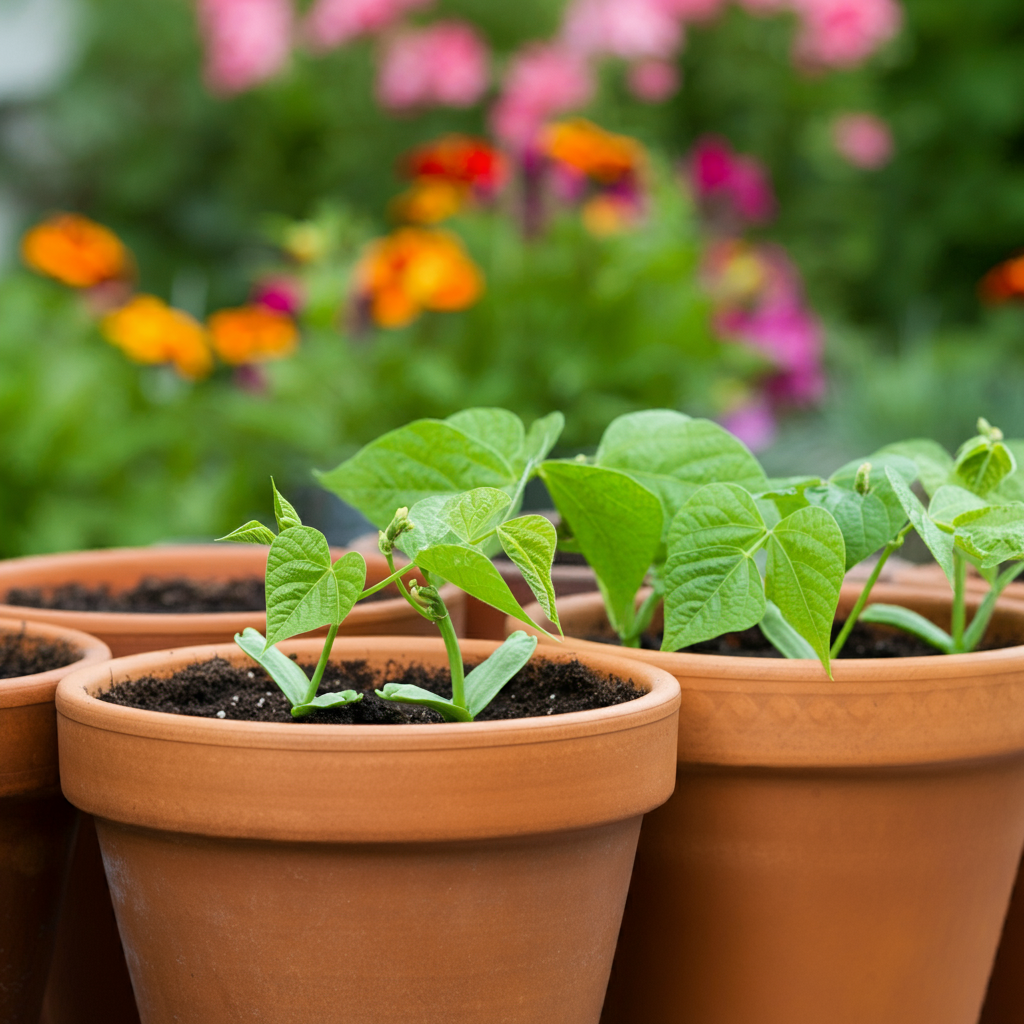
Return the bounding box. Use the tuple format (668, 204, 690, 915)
(379, 506, 414, 555)
(855, 462, 871, 496)
(409, 583, 447, 621)
(978, 417, 1003, 441)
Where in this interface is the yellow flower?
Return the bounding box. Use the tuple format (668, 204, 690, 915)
(581, 194, 641, 237)
(102, 295, 212, 380)
(22, 213, 130, 288)
(390, 179, 469, 225)
(208, 305, 299, 364)
(542, 119, 645, 184)
(356, 228, 484, 329)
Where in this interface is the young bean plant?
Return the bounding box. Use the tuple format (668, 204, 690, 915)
(221, 464, 564, 719)
(322, 408, 1024, 677)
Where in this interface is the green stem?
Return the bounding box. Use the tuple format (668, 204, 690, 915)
(359, 562, 418, 600)
(622, 589, 662, 648)
(830, 536, 903, 660)
(385, 552, 433, 621)
(960, 561, 1024, 653)
(435, 610, 466, 712)
(951, 550, 967, 650)
(304, 623, 339, 705)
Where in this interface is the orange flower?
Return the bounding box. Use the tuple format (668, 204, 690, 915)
(102, 295, 212, 380)
(401, 135, 507, 191)
(543, 119, 645, 184)
(21, 213, 130, 288)
(980, 255, 1024, 304)
(208, 305, 299, 364)
(390, 178, 468, 225)
(357, 228, 484, 329)
(581, 194, 642, 237)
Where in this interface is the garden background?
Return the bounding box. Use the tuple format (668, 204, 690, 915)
(0, 0, 1022, 556)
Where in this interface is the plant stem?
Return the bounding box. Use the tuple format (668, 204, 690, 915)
(951, 550, 967, 650)
(385, 552, 433, 621)
(623, 588, 662, 648)
(960, 561, 1024, 653)
(830, 538, 902, 660)
(435, 609, 466, 711)
(304, 623, 339, 705)
(359, 562, 418, 600)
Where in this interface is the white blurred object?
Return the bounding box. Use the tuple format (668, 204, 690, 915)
(0, 0, 78, 100)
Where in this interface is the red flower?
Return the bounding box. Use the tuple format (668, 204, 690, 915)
(401, 135, 507, 193)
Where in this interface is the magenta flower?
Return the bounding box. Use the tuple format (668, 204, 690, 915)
(253, 275, 304, 316)
(720, 398, 777, 451)
(562, 0, 683, 60)
(198, 0, 293, 95)
(627, 58, 680, 102)
(302, 0, 431, 51)
(793, 0, 902, 68)
(490, 44, 595, 150)
(376, 21, 490, 110)
(832, 112, 894, 169)
(689, 136, 776, 226)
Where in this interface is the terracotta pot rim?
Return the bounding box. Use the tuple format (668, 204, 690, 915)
(0, 616, 111, 709)
(0, 545, 454, 633)
(56, 636, 680, 752)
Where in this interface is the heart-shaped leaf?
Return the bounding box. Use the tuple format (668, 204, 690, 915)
(662, 483, 769, 652)
(953, 435, 1016, 496)
(292, 690, 362, 718)
(375, 683, 473, 722)
(497, 516, 560, 631)
(446, 409, 525, 469)
(802, 483, 893, 570)
(886, 468, 954, 584)
(755, 476, 821, 520)
(765, 506, 845, 676)
(953, 504, 1024, 568)
(218, 520, 276, 546)
(928, 484, 990, 531)
(540, 461, 663, 635)
(398, 496, 460, 561)
(445, 487, 512, 544)
(464, 631, 538, 718)
(877, 439, 953, 498)
(317, 419, 516, 528)
(272, 480, 302, 531)
(829, 453, 918, 537)
(265, 531, 367, 647)
(234, 627, 309, 707)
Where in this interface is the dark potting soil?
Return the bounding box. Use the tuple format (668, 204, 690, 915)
(5, 577, 396, 615)
(0, 630, 80, 678)
(100, 656, 643, 724)
(588, 620, 992, 659)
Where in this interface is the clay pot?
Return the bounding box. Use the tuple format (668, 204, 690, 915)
(510, 584, 1024, 1024)
(0, 544, 462, 1024)
(0, 617, 110, 1024)
(0, 545, 465, 659)
(55, 636, 679, 1024)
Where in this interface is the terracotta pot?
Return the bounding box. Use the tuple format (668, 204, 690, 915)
(510, 584, 1024, 1024)
(0, 544, 462, 1024)
(55, 636, 679, 1024)
(0, 545, 465, 659)
(0, 617, 109, 1024)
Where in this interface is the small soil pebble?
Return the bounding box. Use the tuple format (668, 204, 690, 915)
(101, 656, 644, 724)
(0, 630, 80, 678)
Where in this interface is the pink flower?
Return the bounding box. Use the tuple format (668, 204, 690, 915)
(655, 0, 727, 20)
(627, 59, 680, 102)
(832, 112, 894, 169)
(562, 0, 683, 60)
(302, 0, 431, 51)
(376, 21, 490, 110)
(793, 0, 902, 68)
(490, 44, 595, 150)
(689, 136, 776, 225)
(198, 0, 293, 95)
(721, 398, 777, 451)
(253, 275, 304, 316)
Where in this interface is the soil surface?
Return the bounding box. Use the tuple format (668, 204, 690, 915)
(5, 577, 395, 614)
(0, 630, 81, 678)
(100, 656, 643, 724)
(589, 620, 994, 658)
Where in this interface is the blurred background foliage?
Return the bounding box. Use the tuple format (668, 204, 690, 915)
(0, 0, 1023, 553)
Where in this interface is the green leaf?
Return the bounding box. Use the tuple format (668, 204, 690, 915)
(877, 440, 953, 497)
(291, 690, 362, 718)
(829, 453, 918, 538)
(375, 683, 473, 722)
(217, 520, 276, 545)
(885, 468, 955, 584)
(271, 479, 302, 531)
(995, 440, 1024, 502)
(802, 483, 894, 570)
(414, 543, 548, 634)
(755, 477, 821, 519)
(595, 410, 768, 529)
(953, 435, 1016, 496)
(759, 600, 817, 659)
(662, 483, 768, 651)
(446, 408, 525, 469)
(445, 487, 512, 544)
(397, 496, 460, 561)
(509, 412, 566, 509)
(928, 485, 989, 531)
(540, 461, 662, 635)
(265, 532, 367, 647)
(859, 604, 954, 653)
(953, 504, 1024, 568)
(765, 506, 846, 676)
(317, 419, 516, 528)
(233, 627, 309, 707)
(464, 631, 538, 718)
(497, 516, 560, 631)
